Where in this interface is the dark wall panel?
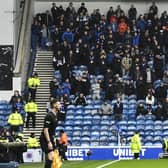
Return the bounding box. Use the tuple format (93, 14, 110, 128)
(0, 46, 13, 90)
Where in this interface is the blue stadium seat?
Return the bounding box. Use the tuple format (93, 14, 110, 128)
(81, 131, 90, 137)
(83, 126, 90, 130)
(73, 126, 82, 131)
(83, 120, 92, 126)
(73, 131, 81, 137)
(100, 125, 109, 131)
(65, 126, 73, 132)
(101, 120, 110, 126)
(91, 125, 100, 131)
(74, 120, 82, 126)
(65, 120, 74, 126)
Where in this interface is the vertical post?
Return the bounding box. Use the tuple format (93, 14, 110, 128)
(118, 131, 121, 160)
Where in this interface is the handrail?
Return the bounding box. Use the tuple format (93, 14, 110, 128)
(13, 0, 30, 74)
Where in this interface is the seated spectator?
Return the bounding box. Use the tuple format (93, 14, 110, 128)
(153, 102, 163, 120)
(105, 79, 115, 101)
(155, 83, 167, 103)
(74, 93, 87, 106)
(146, 93, 155, 108)
(62, 78, 71, 96)
(99, 101, 113, 116)
(124, 80, 135, 96)
(136, 103, 147, 117)
(113, 97, 123, 121)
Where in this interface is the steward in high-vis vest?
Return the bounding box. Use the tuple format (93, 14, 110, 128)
(8, 110, 23, 133)
(28, 72, 40, 101)
(163, 138, 168, 153)
(25, 99, 38, 128)
(27, 133, 39, 148)
(130, 131, 141, 159)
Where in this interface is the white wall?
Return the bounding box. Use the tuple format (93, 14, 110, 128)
(34, 1, 168, 17)
(0, 0, 14, 45)
(0, 77, 21, 101)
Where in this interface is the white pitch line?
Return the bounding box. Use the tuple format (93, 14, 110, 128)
(96, 160, 120, 168)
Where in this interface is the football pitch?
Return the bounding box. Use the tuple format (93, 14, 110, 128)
(20, 159, 168, 168)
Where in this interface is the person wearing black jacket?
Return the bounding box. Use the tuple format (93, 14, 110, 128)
(40, 100, 61, 168)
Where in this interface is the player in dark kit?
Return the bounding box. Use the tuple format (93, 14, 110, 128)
(40, 100, 61, 168)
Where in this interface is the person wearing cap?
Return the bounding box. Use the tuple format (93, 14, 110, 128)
(130, 131, 142, 159)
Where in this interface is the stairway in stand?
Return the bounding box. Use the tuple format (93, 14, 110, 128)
(23, 50, 54, 141)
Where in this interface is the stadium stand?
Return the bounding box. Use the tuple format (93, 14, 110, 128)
(1, 1, 168, 149)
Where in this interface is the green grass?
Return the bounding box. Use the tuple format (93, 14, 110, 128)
(19, 160, 168, 168)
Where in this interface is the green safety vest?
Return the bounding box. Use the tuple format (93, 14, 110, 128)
(28, 77, 40, 89)
(27, 137, 39, 148)
(164, 139, 168, 151)
(8, 112, 23, 126)
(130, 134, 141, 153)
(25, 102, 38, 113)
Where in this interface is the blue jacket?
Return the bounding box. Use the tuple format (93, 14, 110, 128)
(62, 31, 74, 43)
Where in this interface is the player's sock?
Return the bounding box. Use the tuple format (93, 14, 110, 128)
(45, 159, 52, 168)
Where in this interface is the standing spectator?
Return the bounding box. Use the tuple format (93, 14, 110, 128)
(62, 28, 74, 43)
(74, 93, 87, 106)
(121, 53, 132, 76)
(91, 79, 100, 100)
(65, 2, 76, 22)
(49, 77, 59, 98)
(8, 109, 23, 133)
(51, 3, 58, 25)
(77, 2, 87, 15)
(113, 97, 123, 121)
(149, 2, 158, 15)
(130, 131, 141, 160)
(31, 20, 41, 51)
(9, 90, 23, 110)
(128, 4, 137, 21)
(155, 83, 167, 103)
(46, 97, 55, 113)
(136, 76, 147, 100)
(25, 99, 38, 128)
(163, 98, 168, 120)
(124, 80, 135, 96)
(105, 79, 115, 101)
(28, 72, 40, 101)
(58, 130, 68, 161)
(132, 32, 140, 47)
(41, 24, 48, 50)
(99, 101, 113, 116)
(106, 6, 115, 23)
